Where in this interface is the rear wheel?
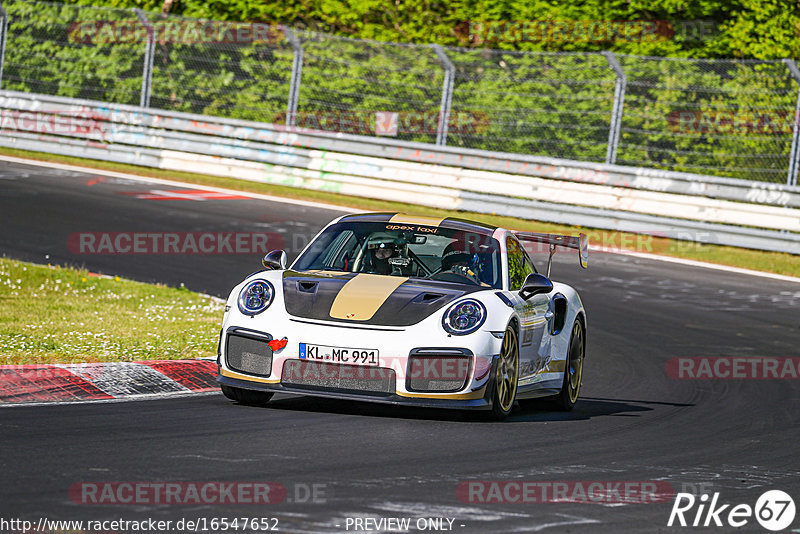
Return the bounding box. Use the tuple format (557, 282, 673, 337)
(553, 320, 585, 411)
(221, 384, 274, 406)
(489, 325, 519, 421)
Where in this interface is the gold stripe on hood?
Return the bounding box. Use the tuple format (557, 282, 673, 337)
(330, 274, 408, 321)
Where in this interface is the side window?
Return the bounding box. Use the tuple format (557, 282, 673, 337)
(506, 235, 537, 290)
(522, 248, 537, 277)
(326, 231, 357, 269)
(506, 236, 525, 290)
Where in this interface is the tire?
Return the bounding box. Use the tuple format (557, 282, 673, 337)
(552, 319, 585, 411)
(220, 384, 274, 406)
(489, 325, 519, 421)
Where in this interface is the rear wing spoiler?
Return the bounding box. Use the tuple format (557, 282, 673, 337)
(514, 232, 588, 277)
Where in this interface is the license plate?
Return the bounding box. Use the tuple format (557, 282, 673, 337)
(299, 343, 379, 366)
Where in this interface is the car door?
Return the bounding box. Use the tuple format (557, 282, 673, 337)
(505, 234, 550, 381)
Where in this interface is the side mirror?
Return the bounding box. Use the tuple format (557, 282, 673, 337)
(262, 250, 287, 270)
(519, 273, 553, 300)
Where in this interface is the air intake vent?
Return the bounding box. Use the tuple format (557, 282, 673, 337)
(298, 281, 318, 293)
(226, 333, 273, 377)
(406, 351, 472, 393)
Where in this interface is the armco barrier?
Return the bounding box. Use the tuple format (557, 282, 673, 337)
(0, 90, 798, 254)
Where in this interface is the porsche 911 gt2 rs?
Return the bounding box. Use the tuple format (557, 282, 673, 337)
(217, 213, 588, 420)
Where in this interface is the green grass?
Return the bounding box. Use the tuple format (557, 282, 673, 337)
(1, 146, 798, 277)
(0, 257, 224, 365)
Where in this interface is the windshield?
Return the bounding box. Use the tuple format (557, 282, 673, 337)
(293, 221, 502, 288)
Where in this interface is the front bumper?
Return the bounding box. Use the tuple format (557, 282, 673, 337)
(217, 312, 503, 409)
(217, 371, 496, 410)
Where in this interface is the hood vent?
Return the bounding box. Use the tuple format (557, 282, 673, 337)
(297, 281, 319, 293)
(417, 292, 445, 303)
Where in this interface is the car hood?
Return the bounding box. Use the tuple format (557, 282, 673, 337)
(281, 270, 485, 327)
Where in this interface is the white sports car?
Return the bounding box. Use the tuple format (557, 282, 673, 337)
(217, 213, 588, 420)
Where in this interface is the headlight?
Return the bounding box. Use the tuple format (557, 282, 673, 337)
(237, 279, 274, 316)
(442, 299, 486, 335)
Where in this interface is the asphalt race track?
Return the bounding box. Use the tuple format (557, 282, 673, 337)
(1, 159, 799, 533)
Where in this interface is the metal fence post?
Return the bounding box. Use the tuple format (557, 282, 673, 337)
(432, 44, 454, 146)
(134, 9, 154, 108)
(782, 59, 800, 186)
(603, 51, 626, 165)
(0, 3, 8, 90)
(283, 26, 303, 128)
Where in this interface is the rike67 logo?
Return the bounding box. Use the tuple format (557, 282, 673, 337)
(668, 490, 796, 531)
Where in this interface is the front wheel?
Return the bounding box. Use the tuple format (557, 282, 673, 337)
(553, 320, 585, 411)
(221, 384, 274, 406)
(489, 325, 519, 420)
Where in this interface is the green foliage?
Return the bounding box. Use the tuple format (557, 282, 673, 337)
(2, 0, 798, 182)
(3, 1, 144, 103)
(53, 0, 800, 60)
(445, 49, 616, 160)
(616, 56, 795, 181)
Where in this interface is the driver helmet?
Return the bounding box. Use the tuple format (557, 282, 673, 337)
(365, 233, 410, 275)
(367, 233, 401, 260)
(442, 239, 483, 280)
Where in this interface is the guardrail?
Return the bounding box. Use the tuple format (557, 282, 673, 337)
(0, 90, 798, 254)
